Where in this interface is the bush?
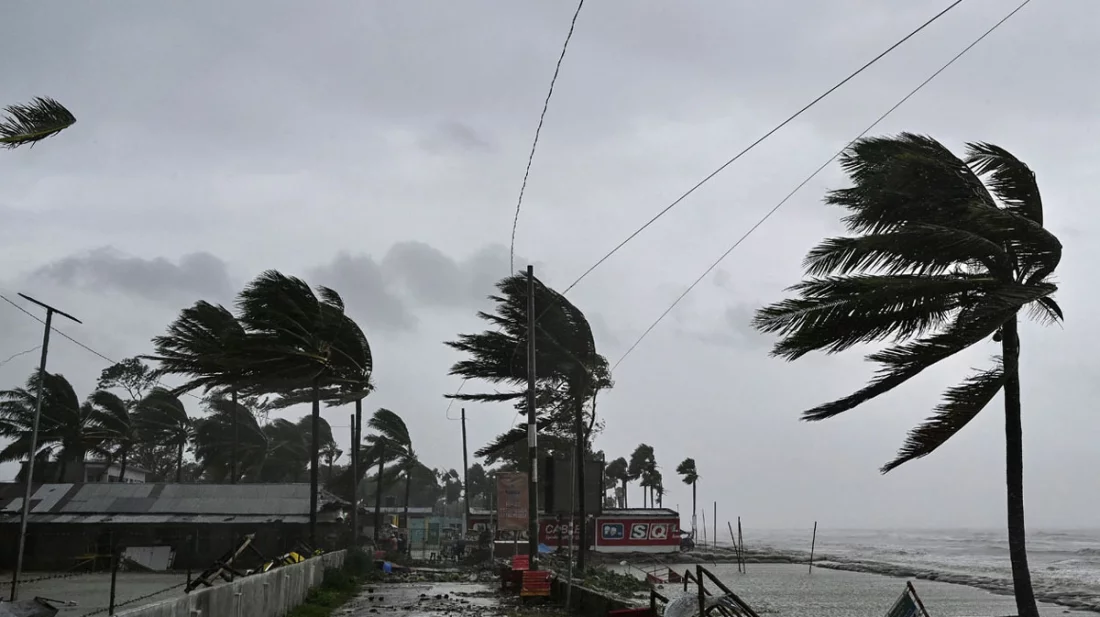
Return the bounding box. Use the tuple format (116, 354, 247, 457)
(344, 547, 372, 577)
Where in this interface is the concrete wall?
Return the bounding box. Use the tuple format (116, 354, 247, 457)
(550, 578, 632, 616)
(115, 550, 346, 617)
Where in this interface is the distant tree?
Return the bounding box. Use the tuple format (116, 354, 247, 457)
(753, 134, 1063, 617)
(676, 458, 699, 537)
(97, 358, 177, 480)
(605, 457, 629, 508)
(134, 388, 193, 482)
(0, 371, 104, 481)
(363, 408, 413, 540)
(465, 463, 493, 509)
(627, 444, 655, 507)
(86, 391, 137, 480)
(1, 97, 75, 149)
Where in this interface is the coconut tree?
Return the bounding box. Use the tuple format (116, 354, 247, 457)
(605, 457, 629, 508)
(1, 97, 75, 149)
(193, 394, 268, 481)
(146, 301, 249, 482)
(446, 272, 611, 570)
(676, 458, 699, 538)
(86, 391, 137, 481)
(363, 408, 412, 541)
(235, 271, 373, 543)
(0, 371, 104, 481)
(753, 134, 1062, 617)
(627, 444, 654, 507)
(133, 388, 193, 482)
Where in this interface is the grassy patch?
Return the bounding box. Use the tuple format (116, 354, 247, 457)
(286, 548, 376, 617)
(580, 566, 651, 596)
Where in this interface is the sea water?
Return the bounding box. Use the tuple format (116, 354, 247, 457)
(737, 528, 1100, 613)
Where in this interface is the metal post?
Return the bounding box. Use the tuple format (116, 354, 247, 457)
(9, 294, 79, 601)
(352, 399, 362, 546)
(809, 521, 818, 573)
(525, 265, 540, 568)
(461, 408, 470, 535)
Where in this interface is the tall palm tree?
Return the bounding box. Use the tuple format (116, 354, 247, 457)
(752, 134, 1062, 617)
(133, 388, 193, 482)
(193, 394, 268, 481)
(627, 444, 654, 508)
(676, 458, 699, 538)
(446, 272, 611, 571)
(605, 457, 629, 508)
(1, 97, 75, 149)
(86, 391, 137, 481)
(0, 371, 104, 481)
(235, 271, 373, 543)
(363, 408, 412, 540)
(146, 301, 249, 482)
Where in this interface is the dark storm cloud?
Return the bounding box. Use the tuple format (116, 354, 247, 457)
(30, 248, 234, 305)
(308, 252, 418, 333)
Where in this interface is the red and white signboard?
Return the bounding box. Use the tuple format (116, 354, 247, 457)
(539, 519, 581, 546)
(595, 516, 680, 553)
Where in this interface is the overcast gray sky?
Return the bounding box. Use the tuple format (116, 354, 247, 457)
(1, 0, 1096, 530)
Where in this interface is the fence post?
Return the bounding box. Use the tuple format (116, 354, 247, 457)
(108, 532, 120, 615)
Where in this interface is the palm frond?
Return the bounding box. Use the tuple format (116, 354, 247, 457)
(0, 97, 76, 149)
(966, 142, 1043, 225)
(803, 226, 1008, 278)
(1028, 296, 1064, 326)
(881, 359, 1006, 473)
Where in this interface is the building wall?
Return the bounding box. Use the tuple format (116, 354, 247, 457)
(0, 522, 344, 571)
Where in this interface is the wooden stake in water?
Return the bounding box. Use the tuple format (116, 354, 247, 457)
(728, 522, 741, 573)
(808, 521, 818, 573)
(701, 508, 708, 548)
(713, 502, 717, 551)
(737, 517, 745, 573)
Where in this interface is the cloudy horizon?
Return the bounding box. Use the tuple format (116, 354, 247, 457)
(2, 0, 1097, 530)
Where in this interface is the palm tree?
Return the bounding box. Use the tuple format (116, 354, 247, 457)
(133, 388, 193, 482)
(446, 272, 611, 570)
(627, 444, 654, 508)
(1, 97, 75, 149)
(146, 301, 249, 482)
(605, 457, 629, 508)
(235, 271, 373, 543)
(86, 391, 137, 481)
(363, 408, 413, 541)
(676, 458, 699, 538)
(193, 394, 268, 481)
(0, 371, 104, 481)
(753, 134, 1062, 617)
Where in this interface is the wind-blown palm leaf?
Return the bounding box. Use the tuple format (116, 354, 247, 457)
(881, 358, 1006, 473)
(145, 301, 248, 395)
(676, 458, 699, 485)
(0, 97, 76, 148)
(85, 390, 136, 467)
(193, 395, 267, 481)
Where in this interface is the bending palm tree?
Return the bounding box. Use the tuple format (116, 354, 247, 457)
(363, 408, 412, 542)
(134, 388, 193, 482)
(0, 371, 104, 481)
(676, 458, 699, 539)
(627, 444, 654, 508)
(753, 134, 1061, 617)
(1, 98, 75, 149)
(193, 394, 268, 481)
(605, 457, 628, 508)
(86, 391, 136, 481)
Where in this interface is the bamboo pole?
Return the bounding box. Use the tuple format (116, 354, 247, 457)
(808, 521, 818, 573)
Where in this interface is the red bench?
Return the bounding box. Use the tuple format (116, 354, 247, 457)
(520, 570, 552, 602)
(501, 554, 531, 591)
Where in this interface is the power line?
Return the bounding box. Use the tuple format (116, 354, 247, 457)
(0, 346, 39, 369)
(611, 0, 1034, 372)
(0, 293, 203, 402)
(509, 0, 587, 273)
(561, 0, 966, 295)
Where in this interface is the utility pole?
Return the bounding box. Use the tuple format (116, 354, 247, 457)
(9, 293, 80, 601)
(350, 410, 358, 546)
(461, 408, 470, 535)
(525, 265, 540, 568)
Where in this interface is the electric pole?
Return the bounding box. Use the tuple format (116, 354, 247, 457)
(461, 408, 470, 535)
(10, 293, 80, 601)
(526, 265, 540, 568)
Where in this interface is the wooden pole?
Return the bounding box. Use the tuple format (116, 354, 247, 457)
(737, 517, 745, 573)
(713, 502, 717, 551)
(108, 533, 120, 615)
(461, 408, 470, 535)
(728, 522, 740, 573)
(701, 508, 708, 548)
(808, 521, 818, 573)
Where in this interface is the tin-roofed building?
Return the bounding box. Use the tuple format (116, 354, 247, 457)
(0, 482, 348, 571)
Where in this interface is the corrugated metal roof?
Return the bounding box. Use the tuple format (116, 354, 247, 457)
(14, 513, 313, 524)
(0, 482, 346, 521)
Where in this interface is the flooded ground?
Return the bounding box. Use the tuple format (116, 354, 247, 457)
(333, 581, 570, 617)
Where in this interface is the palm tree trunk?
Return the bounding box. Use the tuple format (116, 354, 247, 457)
(119, 450, 128, 483)
(176, 441, 184, 483)
(373, 445, 386, 544)
(403, 467, 412, 529)
(692, 481, 697, 537)
(308, 379, 320, 546)
(620, 479, 627, 508)
(573, 394, 587, 572)
(1001, 316, 1040, 617)
(230, 388, 239, 484)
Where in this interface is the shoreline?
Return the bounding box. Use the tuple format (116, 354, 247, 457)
(595, 547, 1100, 614)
